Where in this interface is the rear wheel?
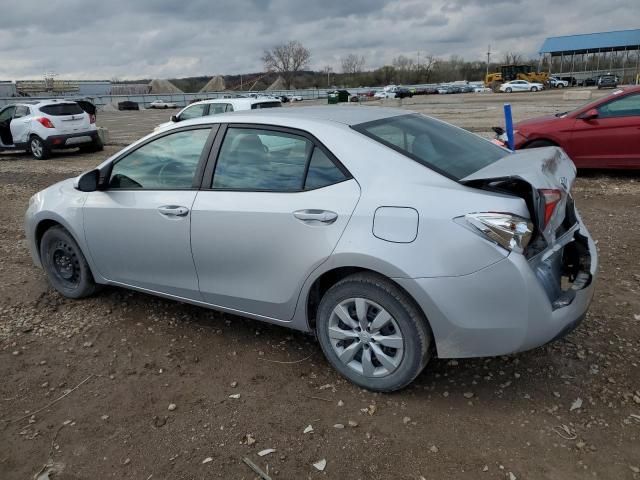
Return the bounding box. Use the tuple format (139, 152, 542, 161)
(40, 226, 97, 298)
(30, 136, 50, 160)
(316, 273, 432, 392)
(557, 83, 564, 89)
(531, 86, 538, 92)
(525, 139, 556, 149)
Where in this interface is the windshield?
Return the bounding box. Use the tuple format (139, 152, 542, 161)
(352, 114, 508, 180)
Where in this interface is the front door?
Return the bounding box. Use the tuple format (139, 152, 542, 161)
(191, 125, 360, 320)
(568, 92, 640, 168)
(0, 106, 16, 147)
(83, 127, 214, 299)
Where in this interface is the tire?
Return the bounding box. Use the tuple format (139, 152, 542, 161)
(525, 139, 556, 149)
(557, 83, 564, 89)
(79, 137, 104, 153)
(531, 86, 538, 92)
(40, 226, 97, 299)
(316, 273, 432, 392)
(505, 87, 512, 93)
(30, 136, 50, 160)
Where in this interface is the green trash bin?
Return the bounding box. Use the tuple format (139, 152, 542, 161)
(337, 90, 350, 103)
(327, 93, 339, 105)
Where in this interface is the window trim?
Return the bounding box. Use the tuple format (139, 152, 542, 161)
(200, 123, 352, 193)
(100, 124, 219, 192)
(596, 92, 640, 119)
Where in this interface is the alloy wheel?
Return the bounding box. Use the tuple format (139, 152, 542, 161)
(327, 297, 404, 378)
(31, 138, 43, 158)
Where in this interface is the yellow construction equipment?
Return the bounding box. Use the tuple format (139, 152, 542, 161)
(485, 65, 549, 90)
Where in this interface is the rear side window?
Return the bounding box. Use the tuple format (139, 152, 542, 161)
(209, 104, 228, 115)
(251, 101, 282, 109)
(14, 106, 30, 118)
(180, 104, 206, 120)
(353, 114, 507, 180)
(39, 103, 84, 116)
(305, 148, 347, 190)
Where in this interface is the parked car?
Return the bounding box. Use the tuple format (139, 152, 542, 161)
(499, 80, 544, 93)
(117, 101, 139, 111)
(26, 106, 597, 392)
(473, 87, 493, 93)
(598, 74, 618, 89)
(507, 86, 640, 168)
(549, 77, 569, 88)
(0, 100, 102, 160)
(289, 94, 303, 102)
(374, 85, 413, 99)
(436, 85, 454, 94)
(149, 100, 178, 109)
(155, 97, 282, 130)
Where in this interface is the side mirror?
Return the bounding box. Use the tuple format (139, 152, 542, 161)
(170, 115, 179, 122)
(580, 109, 599, 121)
(76, 169, 100, 192)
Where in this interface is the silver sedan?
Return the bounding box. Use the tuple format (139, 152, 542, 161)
(25, 106, 597, 391)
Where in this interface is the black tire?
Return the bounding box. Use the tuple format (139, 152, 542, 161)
(557, 83, 564, 89)
(505, 87, 512, 93)
(316, 273, 432, 392)
(30, 135, 50, 160)
(525, 139, 556, 149)
(79, 137, 104, 153)
(531, 86, 538, 92)
(40, 226, 97, 299)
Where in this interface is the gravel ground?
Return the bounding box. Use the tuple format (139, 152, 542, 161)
(1, 90, 639, 480)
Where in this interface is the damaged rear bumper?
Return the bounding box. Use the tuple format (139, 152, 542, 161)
(395, 213, 597, 359)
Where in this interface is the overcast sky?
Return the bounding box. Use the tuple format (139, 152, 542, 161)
(0, 0, 637, 80)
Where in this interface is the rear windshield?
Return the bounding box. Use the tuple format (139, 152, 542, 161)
(251, 101, 282, 109)
(352, 114, 507, 180)
(39, 103, 84, 116)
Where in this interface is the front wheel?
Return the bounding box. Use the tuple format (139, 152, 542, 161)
(505, 87, 512, 93)
(316, 273, 432, 392)
(557, 83, 564, 89)
(531, 86, 538, 92)
(40, 226, 97, 298)
(30, 136, 50, 160)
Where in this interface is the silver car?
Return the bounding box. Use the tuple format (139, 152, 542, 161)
(25, 107, 597, 392)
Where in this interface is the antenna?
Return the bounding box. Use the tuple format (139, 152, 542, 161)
(486, 45, 491, 79)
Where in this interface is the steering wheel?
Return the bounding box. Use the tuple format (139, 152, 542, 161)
(157, 161, 185, 186)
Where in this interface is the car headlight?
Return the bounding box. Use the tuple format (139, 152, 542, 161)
(463, 213, 533, 253)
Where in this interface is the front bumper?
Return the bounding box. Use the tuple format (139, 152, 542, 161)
(45, 131, 98, 148)
(395, 218, 597, 358)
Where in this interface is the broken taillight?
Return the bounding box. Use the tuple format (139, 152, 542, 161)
(36, 117, 55, 128)
(539, 189, 562, 228)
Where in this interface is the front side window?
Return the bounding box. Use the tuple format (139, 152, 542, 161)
(109, 128, 210, 189)
(0, 106, 16, 122)
(353, 114, 507, 180)
(179, 104, 206, 121)
(213, 127, 311, 191)
(598, 93, 640, 118)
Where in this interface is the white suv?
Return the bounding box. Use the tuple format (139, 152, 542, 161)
(0, 100, 102, 159)
(155, 97, 282, 131)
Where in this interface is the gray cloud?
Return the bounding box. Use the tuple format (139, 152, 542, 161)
(0, 0, 637, 79)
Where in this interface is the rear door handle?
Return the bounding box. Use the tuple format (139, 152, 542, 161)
(158, 205, 189, 217)
(293, 209, 338, 224)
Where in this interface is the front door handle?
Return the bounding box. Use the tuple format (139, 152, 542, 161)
(158, 205, 189, 217)
(293, 209, 338, 224)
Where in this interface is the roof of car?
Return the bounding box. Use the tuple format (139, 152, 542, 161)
(174, 106, 409, 128)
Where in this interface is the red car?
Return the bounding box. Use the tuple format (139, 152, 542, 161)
(513, 86, 640, 169)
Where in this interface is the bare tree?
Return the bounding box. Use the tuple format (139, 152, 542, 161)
(262, 41, 311, 89)
(502, 51, 524, 65)
(416, 54, 438, 83)
(341, 54, 366, 75)
(392, 55, 415, 83)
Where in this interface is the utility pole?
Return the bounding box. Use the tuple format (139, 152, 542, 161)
(486, 44, 491, 79)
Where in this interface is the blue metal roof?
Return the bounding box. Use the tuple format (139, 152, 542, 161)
(540, 29, 640, 54)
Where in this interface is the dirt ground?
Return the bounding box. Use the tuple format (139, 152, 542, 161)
(1, 90, 639, 480)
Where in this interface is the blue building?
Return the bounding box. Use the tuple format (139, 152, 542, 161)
(539, 29, 640, 85)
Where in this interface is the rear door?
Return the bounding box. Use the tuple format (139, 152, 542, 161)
(568, 92, 640, 168)
(39, 102, 89, 134)
(10, 105, 32, 144)
(190, 124, 360, 320)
